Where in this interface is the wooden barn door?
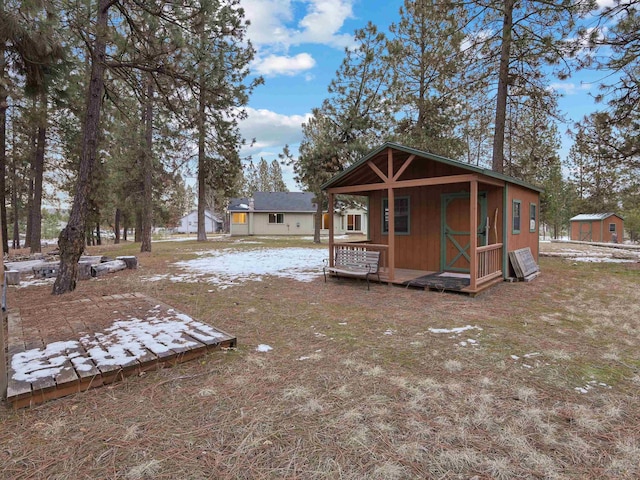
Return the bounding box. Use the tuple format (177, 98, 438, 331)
(579, 222, 592, 241)
(440, 192, 487, 272)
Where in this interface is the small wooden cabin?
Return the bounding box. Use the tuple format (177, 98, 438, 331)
(569, 213, 624, 243)
(322, 142, 542, 294)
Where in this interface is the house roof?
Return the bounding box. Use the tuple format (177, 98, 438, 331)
(321, 142, 543, 193)
(228, 192, 316, 213)
(570, 213, 623, 222)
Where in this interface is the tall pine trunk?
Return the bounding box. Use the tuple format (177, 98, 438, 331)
(140, 76, 153, 252)
(11, 153, 19, 249)
(196, 71, 207, 242)
(0, 43, 8, 254)
(114, 208, 121, 244)
(30, 92, 47, 253)
(491, 0, 514, 174)
(53, 0, 109, 294)
(313, 192, 323, 244)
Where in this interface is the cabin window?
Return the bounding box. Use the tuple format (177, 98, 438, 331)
(232, 213, 246, 224)
(347, 214, 362, 231)
(382, 196, 410, 235)
(512, 200, 521, 234)
(268, 213, 285, 224)
(609, 223, 616, 232)
(529, 203, 537, 233)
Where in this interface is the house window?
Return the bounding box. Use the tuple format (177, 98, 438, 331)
(322, 213, 330, 229)
(512, 200, 521, 234)
(232, 213, 246, 224)
(383, 196, 410, 235)
(609, 223, 616, 232)
(268, 213, 284, 224)
(347, 214, 362, 231)
(529, 203, 537, 233)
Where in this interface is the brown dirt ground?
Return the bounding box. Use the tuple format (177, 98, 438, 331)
(1, 237, 640, 479)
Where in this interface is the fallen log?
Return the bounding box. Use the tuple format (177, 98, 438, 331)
(116, 256, 138, 269)
(91, 260, 127, 277)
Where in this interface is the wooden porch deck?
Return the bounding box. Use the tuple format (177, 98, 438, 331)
(5, 293, 236, 409)
(378, 268, 502, 295)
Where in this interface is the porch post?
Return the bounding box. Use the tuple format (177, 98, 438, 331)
(387, 149, 395, 281)
(328, 192, 335, 267)
(470, 179, 478, 291)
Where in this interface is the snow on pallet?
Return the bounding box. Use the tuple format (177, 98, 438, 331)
(5, 293, 236, 408)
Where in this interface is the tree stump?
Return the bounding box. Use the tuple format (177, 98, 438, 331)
(5, 270, 20, 286)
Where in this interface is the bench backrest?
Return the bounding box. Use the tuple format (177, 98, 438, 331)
(334, 248, 380, 272)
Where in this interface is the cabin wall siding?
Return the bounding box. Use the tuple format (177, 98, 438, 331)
(506, 185, 539, 260)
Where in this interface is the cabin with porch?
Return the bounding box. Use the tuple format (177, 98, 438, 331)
(322, 142, 542, 294)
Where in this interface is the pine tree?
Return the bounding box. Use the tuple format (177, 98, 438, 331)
(387, 0, 466, 157)
(257, 158, 270, 192)
(269, 160, 288, 192)
(567, 112, 623, 213)
(462, 0, 595, 172)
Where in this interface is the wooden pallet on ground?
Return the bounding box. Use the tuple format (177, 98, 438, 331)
(4, 293, 236, 409)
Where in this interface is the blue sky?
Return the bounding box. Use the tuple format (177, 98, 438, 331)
(237, 0, 616, 190)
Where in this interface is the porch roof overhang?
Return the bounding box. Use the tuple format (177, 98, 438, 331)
(321, 142, 543, 193)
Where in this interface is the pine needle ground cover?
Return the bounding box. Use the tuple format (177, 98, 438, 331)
(1, 237, 639, 479)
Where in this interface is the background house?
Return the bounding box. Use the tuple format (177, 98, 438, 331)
(570, 213, 624, 243)
(321, 204, 368, 235)
(227, 192, 317, 235)
(176, 209, 222, 234)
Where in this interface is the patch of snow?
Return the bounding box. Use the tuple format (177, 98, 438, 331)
(572, 257, 635, 263)
(384, 329, 394, 335)
(256, 344, 273, 352)
(510, 355, 520, 360)
(428, 325, 482, 334)
(298, 356, 310, 361)
(12, 278, 55, 289)
(173, 247, 327, 287)
(523, 352, 541, 358)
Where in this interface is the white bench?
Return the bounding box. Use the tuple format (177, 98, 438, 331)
(323, 248, 381, 290)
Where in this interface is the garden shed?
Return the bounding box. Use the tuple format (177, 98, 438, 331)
(569, 213, 624, 243)
(322, 142, 542, 294)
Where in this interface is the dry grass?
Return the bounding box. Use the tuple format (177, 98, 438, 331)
(2, 237, 640, 479)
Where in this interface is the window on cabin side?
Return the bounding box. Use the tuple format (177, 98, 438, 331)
(383, 197, 410, 234)
(512, 200, 521, 234)
(529, 203, 537, 232)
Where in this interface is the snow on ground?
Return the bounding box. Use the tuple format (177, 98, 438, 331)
(169, 247, 328, 288)
(428, 325, 483, 334)
(11, 307, 225, 383)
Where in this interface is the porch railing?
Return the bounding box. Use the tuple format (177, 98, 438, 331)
(332, 241, 389, 270)
(476, 243, 503, 284)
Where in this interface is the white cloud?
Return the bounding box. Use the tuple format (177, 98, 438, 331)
(596, 0, 616, 8)
(239, 107, 311, 154)
(252, 53, 316, 76)
(242, 0, 355, 50)
(548, 82, 593, 95)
